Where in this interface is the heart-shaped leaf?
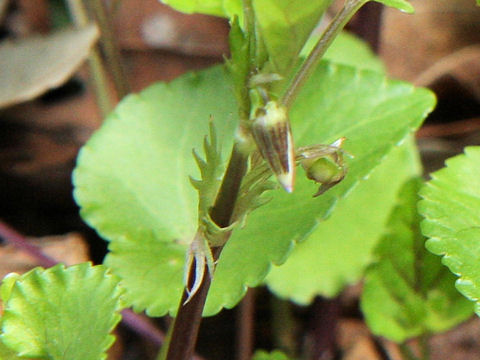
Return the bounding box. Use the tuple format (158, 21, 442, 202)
(74, 62, 435, 316)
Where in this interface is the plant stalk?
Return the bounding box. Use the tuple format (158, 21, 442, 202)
(89, 0, 130, 99)
(399, 342, 420, 360)
(235, 288, 256, 360)
(164, 144, 249, 360)
(280, 0, 367, 109)
(0, 220, 57, 268)
(66, 0, 113, 117)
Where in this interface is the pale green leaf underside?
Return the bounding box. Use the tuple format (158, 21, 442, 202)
(252, 350, 290, 360)
(266, 137, 420, 303)
(318, 31, 384, 73)
(0, 263, 123, 360)
(74, 63, 434, 317)
(419, 146, 480, 315)
(362, 179, 472, 343)
(373, 0, 414, 13)
(253, 0, 332, 73)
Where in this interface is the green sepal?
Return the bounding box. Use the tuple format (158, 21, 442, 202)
(190, 122, 223, 223)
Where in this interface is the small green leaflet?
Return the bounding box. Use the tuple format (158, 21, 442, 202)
(419, 146, 480, 315)
(373, 0, 414, 13)
(361, 179, 472, 343)
(252, 350, 291, 360)
(0, 263, 124, 360)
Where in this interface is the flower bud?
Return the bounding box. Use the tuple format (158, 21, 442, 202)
(298, 138, 347, 197)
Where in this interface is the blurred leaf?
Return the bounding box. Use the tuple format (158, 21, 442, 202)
(0, 25, 98, 109)
(1, 263, 123, 360)
(266, 137, 420, 303)
(252, 350, 291, 360)
(320, 31, 384, 73)
(373, 0, 414, 13)
(158, 0, 241, 18)
(362, 179, 472, 343)
(419, 147, 480, 315)
(252, 0, 332, 74)
(74, 63, 435, 316)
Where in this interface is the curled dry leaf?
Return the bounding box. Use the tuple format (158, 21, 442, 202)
(0, 24, 99, 109)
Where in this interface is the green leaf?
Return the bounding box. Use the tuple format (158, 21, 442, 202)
(373, 0, 415, 13)
(74, 66, 238, 316)
(361, 179, 473, 343)
(265, 137, 420, 303)
(419, 146, 480, 315)
(0, 263, 124, 360)
(253, 0, 332, 74)
(158, 0, 241, 18)
(0, 339, 21, 360)
(322, 31, 384, 73)
(252, 350, 291, 360)
(74, 63, 435, 317)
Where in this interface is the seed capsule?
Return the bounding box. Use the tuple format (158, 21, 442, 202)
(251, 101, 295, 192)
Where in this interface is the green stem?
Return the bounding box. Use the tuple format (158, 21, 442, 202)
(66, 0, 113, 117)
(89, 0, 130, 99)
(280, 0, 367, 109)
(419, 334, 430, 360)
(271, 297, 297, 357)
(399, 342, 420, 360)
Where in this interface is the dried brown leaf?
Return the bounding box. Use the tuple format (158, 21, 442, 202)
(0, 24, 99, 108)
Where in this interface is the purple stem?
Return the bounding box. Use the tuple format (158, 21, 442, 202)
(120, 309, 164, 346)
(0, 220, 57, 268)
